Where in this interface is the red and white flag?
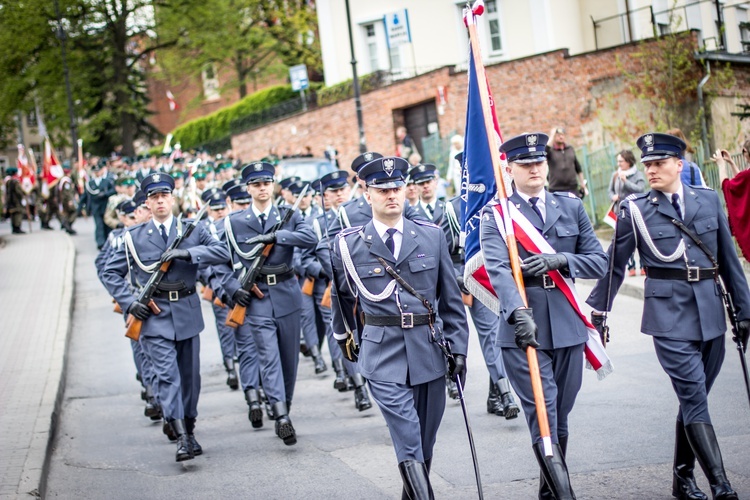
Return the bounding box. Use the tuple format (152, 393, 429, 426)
(166, 90, 179, 111)
(42, 136, 64, 188)
(602, 202, 618, 229)
(16, 144, 36, 193)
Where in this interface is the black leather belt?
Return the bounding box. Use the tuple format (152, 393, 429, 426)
(524, 274, 557, 289)
(256, 268, 295, 286)
(363, 313, 435, 329)
(645, 267, 717, 282)
(152, 287, 196, 301)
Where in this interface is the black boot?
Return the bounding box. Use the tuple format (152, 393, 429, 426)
(332, 359, 348, 391)
(41, 222, 53, 230)
(487, 376, 504, 415)
(12, 225, 25, 234)
(163, 418, 178, 442)
(673, 420, 708, 500)
(497, 377, 519, 420)
(446, 373, 458, 400)
(533, 443, 575, 500)
(352, 374, 372, 411)
(272, 401, 297, 446)
(310, 345, 327, 374)
(685, 423, 738, 500)
(245, 388, 263, 428)
(398, 460, 434, 500)
(144, 386, 162, 420)
(300, 338, 311, 357)
(224, 357, 239, 390)
(171, 419, 194, 462)
(185, 417, 202, 456)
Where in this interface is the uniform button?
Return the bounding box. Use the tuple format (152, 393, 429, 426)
(368, 271, 373, 275)
(652, 290, 656, 295)
(422, 264, 426, 268)
(403, 305, 408, 309)
(397, 269, 401, 273)
(545, 235, 549, 239)
(707, 225, 711, 229)
(658, 232, 663, 236)
(687, 244, 691, 249)
(399, 288, 403, 292)
(566, 230, 570, 234)
(691, 260, 696, 264)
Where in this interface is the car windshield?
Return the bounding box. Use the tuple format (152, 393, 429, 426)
(277, 158, 335, 182)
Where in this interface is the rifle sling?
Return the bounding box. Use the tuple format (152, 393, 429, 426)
(375, 257, 435, 319)
(670, 218, 719, 269)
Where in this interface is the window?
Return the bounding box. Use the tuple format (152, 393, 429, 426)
(364, 24, 379, 72)
(738, 6, 750, 52)
(201, 64, 220, 101)
(485, 0, 502, 53)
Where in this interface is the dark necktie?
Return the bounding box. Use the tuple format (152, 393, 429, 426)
(385, 228, 397, 256)
(426, 204, 433, 215)
(259, 213, 266, 231)
(160, 224, 168, 244)
(671, 193, 683, 219)
(300, 210, 306, 220)
(529, 197, 544, 224)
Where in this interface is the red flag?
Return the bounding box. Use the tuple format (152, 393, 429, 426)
(16, 144, 36, 193)
(166, 90, 179, 111)
(602, 203, 617, 229)
(42, 137, 64, 188)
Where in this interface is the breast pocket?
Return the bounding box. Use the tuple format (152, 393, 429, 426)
(138, 250, 163, 265)
(359, 326, 384, 373)
(555, 224, 580, 238)
(693, 216, 719, 248)
(647, 224, 680, 257)
(356, 263, 387, 280)
(407, 256, 437, 289)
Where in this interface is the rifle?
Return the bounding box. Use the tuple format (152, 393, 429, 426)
(124, 204, 210, 341)
(225, 184, 310, 328)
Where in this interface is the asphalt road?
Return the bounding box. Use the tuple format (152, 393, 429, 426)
(45, 219, 750, 499)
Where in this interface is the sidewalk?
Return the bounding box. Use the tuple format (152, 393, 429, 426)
(0, 220, 75, 499)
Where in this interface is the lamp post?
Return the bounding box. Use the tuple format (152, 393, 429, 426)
(344, 0, 367, 153)
(54, 0, 79, 158)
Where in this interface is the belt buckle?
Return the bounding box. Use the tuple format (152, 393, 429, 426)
(266, 274, 277, 286)
(687, 266, 700, 282)
(543, 274, 556, 289)
(401, 313, 414, 329)
(168, 290, 179, 302)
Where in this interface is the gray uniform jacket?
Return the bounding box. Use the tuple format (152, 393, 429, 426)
(102, 218, 230, 340)
(587, 186, 750, 341)
(481, 191, 608, 349)
(330, 218, 469, 385)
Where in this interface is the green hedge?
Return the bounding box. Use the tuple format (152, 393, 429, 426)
(171, 85, 298, 149)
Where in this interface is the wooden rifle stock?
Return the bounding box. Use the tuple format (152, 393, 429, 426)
(213, 297, 226, 308)
(124, 300, 160, 341)
(302, 277, 315, 296)
(462, 292, 474, 307)
(320, 282, 332, 308)
(113, 300, 122, 314)
(201, 285, 213, 301)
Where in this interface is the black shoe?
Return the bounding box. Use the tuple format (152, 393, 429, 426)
(310, 345, 327, 374)
(185, 418, 202, 456)
(300, 339, 311, 357)
(685, 423, 738, 500)
(163, 419, 178, 442)
(41, 223, 53, 230)
(144, 397, 162, 419)
(446, 374, 458, 400)
(487, 376, 503, 415)
(272, 402, 297, 446)
(140, 388, 147, 401)
(224, 357, 239, 390)
(497, 378, 519, 420)
(332, 359, 348, 391)
(171, 420, 194, 462)
(672, 420, 708, 500)
(398, 460, 434, 500)
(353, 375, 372, 411)
(245, 388, 263, 429)
(12, 228, 26, 234)
(533, 443, 575, 500)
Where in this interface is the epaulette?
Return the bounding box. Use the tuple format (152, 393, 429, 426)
(551, 191, 582, 201)
(624, 192, 647, 201)
(413, 219, 440, 229)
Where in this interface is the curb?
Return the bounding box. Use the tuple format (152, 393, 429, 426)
(578, 278, 644, 302)
(16, 234, 75, 499)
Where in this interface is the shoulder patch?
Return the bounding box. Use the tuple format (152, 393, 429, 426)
(624, 192, 647, 201)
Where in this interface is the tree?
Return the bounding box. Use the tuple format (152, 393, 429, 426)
(0, 0, 184, 156)
(157, 0, 322, 101)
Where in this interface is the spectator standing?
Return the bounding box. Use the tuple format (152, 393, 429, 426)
(395, 126, 419, 159)
(667, 128, 707, 187)
(447, 134, 464, 195)
(545, 127, 588, 197)
(713, 141, 750, 260)
(608, 149, 647, 276)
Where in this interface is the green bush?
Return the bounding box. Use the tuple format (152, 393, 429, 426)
(172, 85, 298, 149)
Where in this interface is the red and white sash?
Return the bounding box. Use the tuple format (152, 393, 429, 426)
(487, 200, 613, 380)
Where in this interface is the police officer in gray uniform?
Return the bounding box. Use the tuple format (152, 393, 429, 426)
(480, 133, 607, 500)
(102, 173, 230, 462)
(588, 133, 750, 500)
(220, 162, 317, 445)
(330, 156, 469, 499)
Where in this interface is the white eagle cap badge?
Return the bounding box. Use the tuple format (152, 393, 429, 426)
(254, 162, 263, 171)
(383, 158, 395, 176)
(364, 152, 373, 162)
(151, 173, 161, 182)
(644, 134, 654, 147)
(331, 172, 339, 179)
(526, 134, 538, 147)
(418, 165, 425, 172)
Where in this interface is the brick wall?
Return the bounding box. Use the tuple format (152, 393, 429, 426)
(232, 32, 750, 168)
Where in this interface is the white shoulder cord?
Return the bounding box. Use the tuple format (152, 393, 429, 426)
(444, 200, 460, 250)
(338, 205, 351, 228)
(313, 218, 323, 241)
(628, 199, 685, 262)
(338, 233, 397, 302)
(223, 215, 259, 260)
(123, 219, 185, 274)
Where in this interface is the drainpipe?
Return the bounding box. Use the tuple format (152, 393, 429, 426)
(697, 61, 711, 161)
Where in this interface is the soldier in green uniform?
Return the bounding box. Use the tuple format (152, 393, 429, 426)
(3, 166, 26, 234)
